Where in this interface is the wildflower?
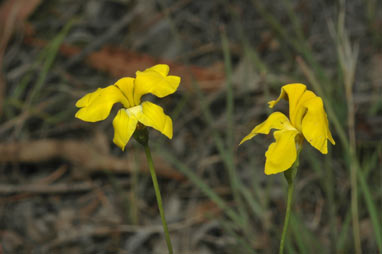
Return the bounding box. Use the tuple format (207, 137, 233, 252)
(75, 64, 181, 150)
(240, 83, 335, 175)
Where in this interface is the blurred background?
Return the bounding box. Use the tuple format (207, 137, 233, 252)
(0, 0, 381, 253)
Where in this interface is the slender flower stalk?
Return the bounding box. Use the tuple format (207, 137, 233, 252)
(279, 155, 299, 254)
(134, 126, 173, 254)
(240, 83, 335, 253)
(144, 143, 173, 254)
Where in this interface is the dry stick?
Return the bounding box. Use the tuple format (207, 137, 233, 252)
(345, 68, 362, 254)
(0, 182, 94, 194)
(0, 139, 185, 181)
(344, 45, 362, 254)
(335, 7, 362, 253)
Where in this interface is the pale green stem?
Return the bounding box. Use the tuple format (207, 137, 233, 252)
(279, 158, 299, 254)
(144, 144, 173, 254)
(279, 176, 295, 254)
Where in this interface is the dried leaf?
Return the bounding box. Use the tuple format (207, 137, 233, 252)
(87, 46, 225, 92)
(24, 36, 225, 92)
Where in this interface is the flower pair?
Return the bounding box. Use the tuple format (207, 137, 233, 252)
(75, 66, 334, 176)
(75, 64, 180, 151)
(240, 83, 335, 175)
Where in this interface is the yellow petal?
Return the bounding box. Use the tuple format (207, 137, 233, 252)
(268, 83, 307, 126)
(301, 96, 335, 154)
(265, 129, 300, 175)
(293, 90, 317, 131)
(114, 77, 135, 107)
(112, 109, 138, 151)
(148, 64, 170, 76)
(130, 101, 173, 139)
(133, 64, 180, 105)
(75, 88, 102, 108)
(75, 85, 129, 122)
(239, 112, 292, 145)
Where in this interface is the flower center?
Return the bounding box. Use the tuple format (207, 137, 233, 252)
(284, 121, 299, 132)
(125, 105, 143, 117)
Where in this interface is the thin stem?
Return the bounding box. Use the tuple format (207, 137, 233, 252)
(144, 144, 173, 254)
(279, 160, 299, 254)
(279, 178, 295, 254)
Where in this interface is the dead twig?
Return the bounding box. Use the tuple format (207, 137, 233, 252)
(0, 139, 186, 181)
(0, 182, 94, 194)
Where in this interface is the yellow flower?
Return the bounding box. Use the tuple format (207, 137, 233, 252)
(240, 83, 335, 175)
(75, 64, 181, 151)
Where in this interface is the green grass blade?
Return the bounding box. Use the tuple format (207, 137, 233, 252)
(337, 210, 351, 252)
(26, 19, 75, 107)
(220, 220, 256, 254)
(221, 30, 250, 229)
(159, 148, 243, 226)
(358, 160, 382, 251)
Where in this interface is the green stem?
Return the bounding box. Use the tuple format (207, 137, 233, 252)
(144, 144, 173, 254)
(279, 159, 299, 254)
